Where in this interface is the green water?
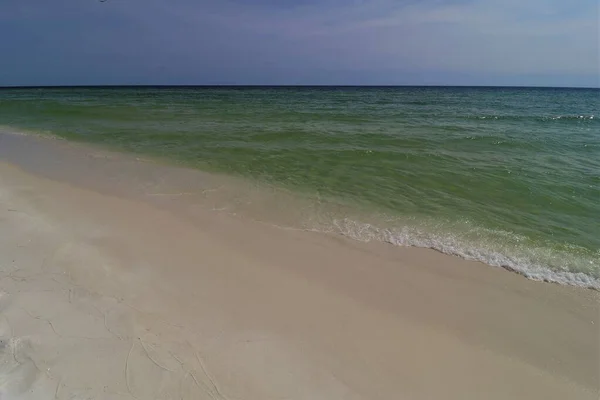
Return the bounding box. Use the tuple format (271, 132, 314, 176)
(1, 87, 598, 287)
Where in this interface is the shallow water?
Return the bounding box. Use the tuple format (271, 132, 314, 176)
(1, 86, 598, 287)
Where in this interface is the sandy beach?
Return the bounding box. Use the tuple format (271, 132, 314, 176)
(1, 134, 598, 399)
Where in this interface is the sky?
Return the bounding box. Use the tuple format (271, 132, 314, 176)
(0, 0, 598, 87)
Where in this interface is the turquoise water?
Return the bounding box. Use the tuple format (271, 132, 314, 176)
(1, 87, 599, 288)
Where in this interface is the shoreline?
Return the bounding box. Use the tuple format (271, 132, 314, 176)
(0, 132, 599, 399)
(1, 130, 598, 291)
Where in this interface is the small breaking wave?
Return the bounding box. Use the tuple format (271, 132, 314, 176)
(467, 115, 596, 122)
(544, 115, 595, 121)
(0, 125, 62, 140)
(321, 218, 600, 290)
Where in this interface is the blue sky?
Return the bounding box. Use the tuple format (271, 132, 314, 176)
(0, 0, 598, 86)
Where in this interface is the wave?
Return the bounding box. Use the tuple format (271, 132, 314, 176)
(314, 218, 600, 290)
(467, 114, 596, 122)
(544, 115, 595, 121)
(0, 125, 62, 140)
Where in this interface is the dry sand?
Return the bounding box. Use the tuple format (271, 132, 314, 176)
(0, 135, 598, 399)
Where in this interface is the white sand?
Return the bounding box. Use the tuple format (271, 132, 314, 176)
(0, 154, 598, 399)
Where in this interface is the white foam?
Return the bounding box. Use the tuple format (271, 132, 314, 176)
(0, 126, 61, 140)
(327, 218, 600, 290)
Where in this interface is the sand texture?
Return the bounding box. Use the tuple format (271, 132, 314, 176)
(0, 135, 598, 399)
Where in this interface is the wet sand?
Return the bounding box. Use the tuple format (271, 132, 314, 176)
(1, 133, 598, 399)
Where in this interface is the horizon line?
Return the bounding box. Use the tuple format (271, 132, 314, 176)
(1, 84, 599, 90)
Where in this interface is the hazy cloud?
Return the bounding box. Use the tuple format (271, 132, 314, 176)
(0, 0, 597, 86)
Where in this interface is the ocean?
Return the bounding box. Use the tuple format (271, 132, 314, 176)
(0, 86, 598, 288)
